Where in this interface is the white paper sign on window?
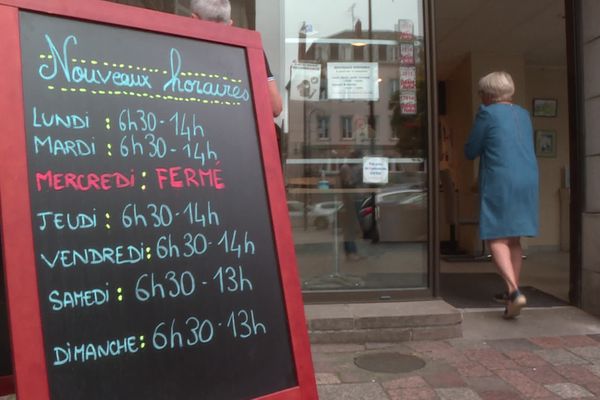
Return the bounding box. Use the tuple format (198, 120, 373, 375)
(400, 67, 416, 90)
(397, 19, 414, 41)
(400, 43, 414, 65)
(400, 91, 417, 115)
(363, 157, 389, 184)
(290, 63, 321, 101)
(327, 62, 379, 101)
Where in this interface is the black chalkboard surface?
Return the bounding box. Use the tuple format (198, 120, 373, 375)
(18, 10, 296, 399)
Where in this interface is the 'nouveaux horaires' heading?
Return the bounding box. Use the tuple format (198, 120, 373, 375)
(38, 34, 250, 102)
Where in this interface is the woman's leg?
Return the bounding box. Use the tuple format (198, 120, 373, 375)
(489, 237, 527, 318)
(508, 237, 523, 288)
(488, 238, 519, 294)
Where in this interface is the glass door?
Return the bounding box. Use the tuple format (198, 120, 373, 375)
(281, 0, 431, 298)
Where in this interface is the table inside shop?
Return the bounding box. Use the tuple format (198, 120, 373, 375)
(287, 188, 382, 287)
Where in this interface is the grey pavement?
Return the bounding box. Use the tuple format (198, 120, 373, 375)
(313, 306, 600, 400)
(2, 307, 599, 399)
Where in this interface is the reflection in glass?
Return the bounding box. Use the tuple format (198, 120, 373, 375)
(284, 0, 429, 294)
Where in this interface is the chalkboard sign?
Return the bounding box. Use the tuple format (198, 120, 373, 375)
(0, 246, 12, 378)
(0, 1, 315, 399)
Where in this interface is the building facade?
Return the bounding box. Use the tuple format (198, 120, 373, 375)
(580, 0, 600, 315)
(95, 0, 600, 314)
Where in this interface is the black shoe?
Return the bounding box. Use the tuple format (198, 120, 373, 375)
(493, 291, 509, 304)
(503, 290, 527, 319)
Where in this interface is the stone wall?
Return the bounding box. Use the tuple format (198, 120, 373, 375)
(581, 0, 600, 315)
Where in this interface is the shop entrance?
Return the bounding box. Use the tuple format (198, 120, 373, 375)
(435, 0, 571, 308)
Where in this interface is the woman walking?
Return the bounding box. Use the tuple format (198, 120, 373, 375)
(465, 71, 539, 319)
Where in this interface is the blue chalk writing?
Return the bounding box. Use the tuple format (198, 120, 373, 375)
(118, 108, 157, 132)
(119, 133, 167, 158)
(182, 201, 220, 226)
(226, 309, 267, 339)
(38, 34, 151, 89)
(34, 135, 96, 157)
(182, 141, 217, 165)
(40, 243, 145, 268)
(53, 336, 139, 366)
(37, 210, 97, 231)
(217, 230, 255, 259)
(48, 285, 109, 311)
(155, 233, 209, 260)
(152, 317, 214, 350)
(169, 112, 204, 140)
(135, 270, 196, 301)
(32, 106, 89, 129)
(213, 266, 253, 293)
(162, 48, 249, 101)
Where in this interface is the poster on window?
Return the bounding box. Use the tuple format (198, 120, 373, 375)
(290, 63, 321, 101)
(397, 19, 414, 41)
(363, 157, 389, 184)
(327, 62, 379, 101)
(400, 67, 416, 90)
(400, 91, 417, 115)
(400, 43, 414, 65)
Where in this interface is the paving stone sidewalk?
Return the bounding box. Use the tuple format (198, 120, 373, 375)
(313, 334, 600, 400)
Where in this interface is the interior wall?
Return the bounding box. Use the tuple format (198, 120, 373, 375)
(443, 56, 478, 250)
(445, 55, 472, 196)
(525, 66, 570, 249)
(442, 53, 567, 252)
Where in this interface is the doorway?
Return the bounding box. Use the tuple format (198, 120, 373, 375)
(434, 0, 571, 307)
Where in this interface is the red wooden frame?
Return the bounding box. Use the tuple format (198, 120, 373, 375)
(0, 0, 317, 399)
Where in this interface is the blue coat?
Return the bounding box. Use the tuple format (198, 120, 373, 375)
(465, 103, 539, 239)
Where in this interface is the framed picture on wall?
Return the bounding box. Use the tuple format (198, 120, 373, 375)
(535, 130, 557, 157)
(532, 98, 558, 117)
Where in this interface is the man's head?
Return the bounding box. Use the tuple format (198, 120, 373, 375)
(190, 0, 232, 25)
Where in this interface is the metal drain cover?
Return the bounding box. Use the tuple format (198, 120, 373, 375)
(354, 352, 426, 373)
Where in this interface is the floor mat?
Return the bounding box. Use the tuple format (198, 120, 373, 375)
(440, 273, 568, 308)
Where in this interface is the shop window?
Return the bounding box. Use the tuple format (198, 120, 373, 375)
(330, 43, 339, 60)
(369, 45, 379, 62)
(389, 79, 400, 97)
(387, 45, 399, 62)
(316, 44, 330, 62)
(379, 44, 388, 62)
(340, 44, 353, 61)
(340, 116, 353, 140)
(390, 115, 400, 140)
(317, 116, 330, 140)
(353, 44, 365, 61)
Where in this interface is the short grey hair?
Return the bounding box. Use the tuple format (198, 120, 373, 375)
(478, 71, 515, 102)
(190, 0, 231, 24)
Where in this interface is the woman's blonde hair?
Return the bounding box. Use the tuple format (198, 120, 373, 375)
(191, 0, 231, 24)
(478, 71, 515, 102)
